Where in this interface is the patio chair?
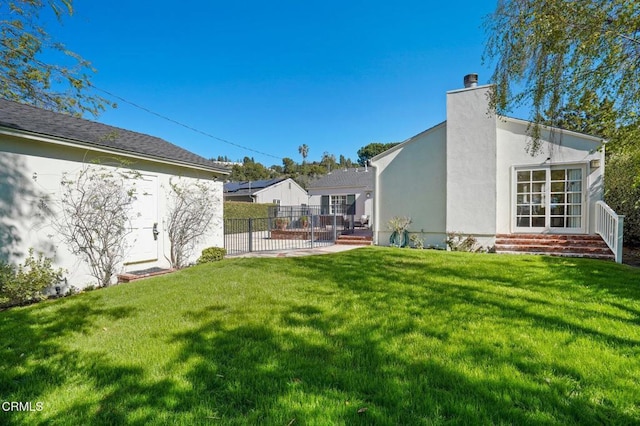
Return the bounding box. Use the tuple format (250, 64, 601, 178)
(355, 215, 369, 228)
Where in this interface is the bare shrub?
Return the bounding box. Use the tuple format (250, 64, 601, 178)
(166, 178, 221, 269)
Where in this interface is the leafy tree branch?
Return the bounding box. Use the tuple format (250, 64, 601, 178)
(0, 0, 113, 115)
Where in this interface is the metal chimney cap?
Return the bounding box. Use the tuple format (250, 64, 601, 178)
(464, 73, 478, 88)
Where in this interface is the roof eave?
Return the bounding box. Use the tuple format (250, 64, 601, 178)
(0, 126, 229, 175)
(499, 116, 606, 144)
(371, 121, 446, 163)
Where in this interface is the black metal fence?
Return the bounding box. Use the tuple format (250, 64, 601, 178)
(224, 205, 353, 255)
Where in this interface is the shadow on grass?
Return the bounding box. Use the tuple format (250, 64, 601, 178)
(167, 301, 634, 424)
(273, 247, 639, 423)
(0, 296, 145, 425)
(294, 247, 640, 341)
(1, 248, 638, 424)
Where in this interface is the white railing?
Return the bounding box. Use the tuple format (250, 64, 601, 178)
(595, 201, 625, 264)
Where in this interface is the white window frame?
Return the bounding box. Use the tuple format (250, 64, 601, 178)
(512, 163, 587, 234)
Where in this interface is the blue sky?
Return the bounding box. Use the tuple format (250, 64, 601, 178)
(49, 1, 499, 166)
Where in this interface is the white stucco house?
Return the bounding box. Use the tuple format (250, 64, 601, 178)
(0, 99, 229, 290)
(307, 168, 374, 223)
(371, 75, 619, 258)
(224, 177, 308, 205)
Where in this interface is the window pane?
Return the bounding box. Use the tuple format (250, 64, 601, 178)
(567, 205, 582, 215)
(551, 182, 565, 192)
(532, 183, 545, 193)
(568, 169, 582, 180)
(567, 217, 581, 228)
(550, 205, 565, 215)
(550, 217, 565, 227)
(568, 193, 582, 203)
(532, 217, 545, 227)
(568, 181, 582, 192)
(517, 206, 530, 215)
(517, 171, 530, 182)
(551, 169, 565, 180)
(517, 183, 530, 193)
(531, 205, 546, 215)
(532, 170, 546, 181)
(517, 216, 530, 227)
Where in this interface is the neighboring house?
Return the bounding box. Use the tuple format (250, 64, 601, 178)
(0, 99, 229, 289)
(371, 75, 610, 253)
(224, 177, 308, 205)
(307, 168, 374, 222)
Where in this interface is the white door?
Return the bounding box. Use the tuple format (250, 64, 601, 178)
(126, 175, 159, 264)
(514, 166, 585, 233)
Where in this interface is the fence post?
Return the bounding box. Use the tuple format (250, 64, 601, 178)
(333, 211, 337, 242)
(248, 218, 253, 252)
(310, 214, 315, 249)
(616, 216, 625, 264)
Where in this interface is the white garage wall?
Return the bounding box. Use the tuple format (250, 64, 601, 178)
(0, 132, 224, 290)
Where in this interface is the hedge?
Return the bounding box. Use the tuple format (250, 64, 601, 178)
(224, 202, 275, 235)
(224, 202, 274, 220)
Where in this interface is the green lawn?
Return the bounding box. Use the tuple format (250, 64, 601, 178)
(1, 247, 639, 425)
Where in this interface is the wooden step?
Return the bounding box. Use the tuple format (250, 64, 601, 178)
(494, 234, 614, 261)
(117, 267, 174, 283)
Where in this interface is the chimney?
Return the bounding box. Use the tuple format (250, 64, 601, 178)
(463, 73, 478, 88)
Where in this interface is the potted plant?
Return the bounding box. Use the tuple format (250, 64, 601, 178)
(274, 217, 289, 230)
(299, 215, 309, 228)
(388, 216, 411, 247)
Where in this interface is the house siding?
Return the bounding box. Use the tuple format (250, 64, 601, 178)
(307, 169, 374, 219)
(372, 124, 447, 247)
(0, 132, 224, 290)
(495, 118, 604, 235)
(254, 179, 308, 205)
(372, 82, 605, 249)
(445, 85, 497, 243)
(308, 188, 371, 218)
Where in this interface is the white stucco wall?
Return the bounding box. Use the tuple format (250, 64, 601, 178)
(371, 82, 604, 249)
(445, 85, 497, 241)
(496, 118, 604, 235)
(371, 123, 447, 247)
(0, 132, 224, 291)
(255, 178, 308, 205)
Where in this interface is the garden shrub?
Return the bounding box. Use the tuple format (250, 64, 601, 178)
(409, 234, 425, 249)
(605, 150, 640, 246)
(273, 217, 290, 230)
(197, 247, 227, 264)
(446, 232, 486, 252)
(224, 202, 274, 234)
(0, 249, 64, 308)
(224, 202, 274, 220)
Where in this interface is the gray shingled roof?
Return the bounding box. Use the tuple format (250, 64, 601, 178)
(0, 98, 228, 173)
(308, 168, 373, 190)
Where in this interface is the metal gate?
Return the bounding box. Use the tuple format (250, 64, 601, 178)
(224, 206, 351, 255)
